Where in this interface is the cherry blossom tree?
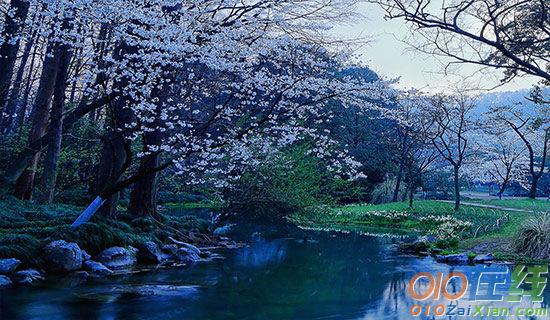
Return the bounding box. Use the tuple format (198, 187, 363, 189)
(4, 0, 394, 225)
(424, 92, 478, 210)
(474, 129, 528, 199)
(487, 93, 550, 198)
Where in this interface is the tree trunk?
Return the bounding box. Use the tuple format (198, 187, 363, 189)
(408, 180, 414, 208)
(14, 37, 40, 130)
(92, 41, 136, 217)
(0, 29, 36, 134)
(0, 0, 30, 112)
(529, 176, 539, 199)
(128, 152, 160, 219)
(498, 179, 509, 200)
(453, 165, 460, 211)
(13, 43, 60, 200)
(392, 163, 403, 203)
(35, 40, 72, 204)
(93, 130, 132, 218)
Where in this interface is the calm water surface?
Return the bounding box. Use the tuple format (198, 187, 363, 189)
(1, 219, 548, 319)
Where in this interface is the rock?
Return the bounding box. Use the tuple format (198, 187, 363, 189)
(0, 258, 21, 274)
(473, 253, 494, 263)
(174, 247, 201, 263)
(83, 260, 113, 276)
(60, 271, 89, 287)
(137, 241, 165, 264)
(0, 275, 12, 287)
(179, 242, 201, 257)
(436, 253, 469, 264)
(400, 241, 429, 253)
(72, 271, 90, 279)
(161, 244, 178, 255)
(97, 247, 137, 269)
(14, 269, 44, 285)
(43, 240, 83, 272)
(167, 237, 202, 256)
(213, 224, 234, 237)
(82, 250, 91, 261)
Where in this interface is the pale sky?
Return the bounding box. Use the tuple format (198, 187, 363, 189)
(330, 2, 539, 93)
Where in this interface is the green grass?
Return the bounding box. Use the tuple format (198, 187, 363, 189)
(292, 200, 508, 239)
(163, 201, 224, 210)
(292, 199, 548, 262)
(465, 198, 550, 212)
(0, 197, 209, 268)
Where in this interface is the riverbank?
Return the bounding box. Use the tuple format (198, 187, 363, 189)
(290, 199, 550, 263)
(0, 197, 236, 287)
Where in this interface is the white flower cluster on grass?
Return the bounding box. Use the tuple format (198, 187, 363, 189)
(331, 209, 473, 240)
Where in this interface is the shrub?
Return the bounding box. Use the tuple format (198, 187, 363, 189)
(226, 144, 335, 215)
(515, 213, 550, 260)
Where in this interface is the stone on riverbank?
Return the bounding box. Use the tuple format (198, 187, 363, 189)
(473, 253, 494, 263)
(84, 260, 113, 276)
(0, 258, 21, 274)
(435, 253, 469, 264)
(137, 241, 166, 264)
(97, 247, 137, 269)
(0, 275, 12, 287)
(400, 241, 429, 254)
(175, 247, 201, 262)
(14, 269, 44, 285)
(44, 240, 83, 272)
(213, 224, 234, 237)
(161, 244, 178, 255)
(82, 250, 91, 261)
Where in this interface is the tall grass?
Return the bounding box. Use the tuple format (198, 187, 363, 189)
(515, 213, 550, 260)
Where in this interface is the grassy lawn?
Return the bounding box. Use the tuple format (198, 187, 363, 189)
(292, 200, 509, 239)
(163, 201, 224, 210)
(465, 198, 550, 212)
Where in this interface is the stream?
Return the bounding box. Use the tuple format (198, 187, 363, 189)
(1, 210, 549, 319)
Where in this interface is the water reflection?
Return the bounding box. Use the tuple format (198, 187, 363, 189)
(1, 228, 548, 320)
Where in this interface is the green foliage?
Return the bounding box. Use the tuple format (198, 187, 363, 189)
(0, 234, 42, 266)
(227, 144, 345, 215)
(369, 178, 407, 204)
(0, 130, 29, 176)
(53, 119, 103, 204)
